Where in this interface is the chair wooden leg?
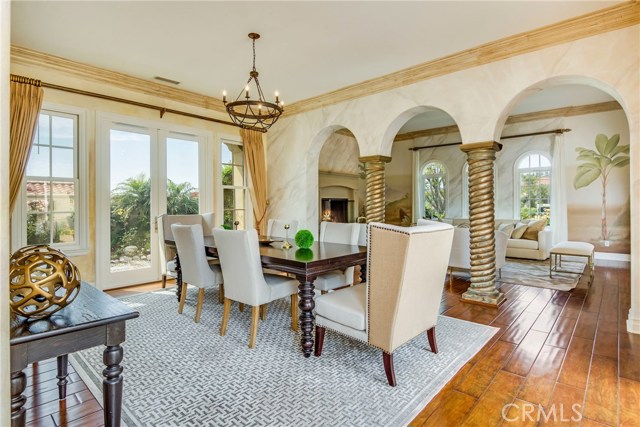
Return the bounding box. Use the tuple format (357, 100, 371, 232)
(290, 294, 298, 331)
(427, 326, 438, 354)
(239, 303, 245, 312)
(220, 298, 231, 336)
(178, 283, 188, 314)
(260, 304, 267, 321)
(218, 283, 224, 304)
(162, 274, 167, 289)
(321, 290, 328, 295)
(448, 267, 453, 291)
(314, 326, 325, 357)
(194, 288, 205, 323)
(383, 351, 397, 387)
(249, 306, 260, 349)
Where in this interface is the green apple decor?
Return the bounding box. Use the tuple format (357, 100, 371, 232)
(294, 229, 314, 249)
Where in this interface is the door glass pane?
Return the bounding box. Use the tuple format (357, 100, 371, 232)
(166, 137, 199, 214)
(109, 129, 151, 272)
(223, 188, 245, 229)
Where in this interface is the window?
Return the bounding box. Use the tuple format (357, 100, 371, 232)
(221, 140, 247, 229)
(166, 136, 200, 215)
(421, 161, 447, 219)
(14, 108, 87, 253)
(516, 153, 551, 222)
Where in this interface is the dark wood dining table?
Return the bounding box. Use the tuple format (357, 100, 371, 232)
(165, 235, 367, 357)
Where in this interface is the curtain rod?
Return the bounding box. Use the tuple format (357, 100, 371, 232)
(28, 78, 238, 127)
(408, 128, 572, 151)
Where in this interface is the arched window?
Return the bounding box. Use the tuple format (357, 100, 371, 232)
(421, 161, 447, 219)
(462, 162, 498, 218)
(516, 153, 551, 221)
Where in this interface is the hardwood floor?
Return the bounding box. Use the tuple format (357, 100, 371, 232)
(23, 263, 640, 427)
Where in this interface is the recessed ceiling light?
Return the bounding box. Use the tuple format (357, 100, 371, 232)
(154, 76, 180, 85)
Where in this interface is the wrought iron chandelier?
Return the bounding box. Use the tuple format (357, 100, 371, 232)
(223, 33, 284, 133)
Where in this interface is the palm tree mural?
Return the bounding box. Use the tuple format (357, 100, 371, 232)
(574, 133, 629, 241)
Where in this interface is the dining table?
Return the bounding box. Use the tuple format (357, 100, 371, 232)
(165, 235, 367, 357)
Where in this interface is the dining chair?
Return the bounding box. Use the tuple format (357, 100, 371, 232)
(313, 222, 360, 293)
(171, 223, 224, 323)
(212, 228, 299, 348)
(157, 214, 178, 288)
(267, 219, 299, 239)
(314, 222, 454, 386)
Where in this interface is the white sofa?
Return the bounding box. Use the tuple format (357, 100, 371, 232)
(447, 218, 552, 261)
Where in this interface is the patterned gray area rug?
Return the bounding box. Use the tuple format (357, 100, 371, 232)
(70, 288, 497, 427)
(498, 256, 586, 291)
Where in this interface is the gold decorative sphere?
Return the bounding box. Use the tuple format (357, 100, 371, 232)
(10, 245, 81, 319)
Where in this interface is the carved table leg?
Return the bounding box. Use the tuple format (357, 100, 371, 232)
(103, 345, 124, 427)
(175, 254, 182, 302)
(57, 354, 69, 399)
(297, 275, 316, 358)
(11, 370, 26, 427)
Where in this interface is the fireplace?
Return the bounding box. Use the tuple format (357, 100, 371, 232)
(321, 198, 349, 223)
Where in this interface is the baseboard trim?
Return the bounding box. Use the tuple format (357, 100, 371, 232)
(594, 252, 631, 262)
(627, 309, 640, 335)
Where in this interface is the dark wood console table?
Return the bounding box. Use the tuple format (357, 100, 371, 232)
(10, 283, 139, 427)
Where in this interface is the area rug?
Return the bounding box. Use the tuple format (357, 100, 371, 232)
(70, 288, 497, 427)
(497, 256, 587, 291)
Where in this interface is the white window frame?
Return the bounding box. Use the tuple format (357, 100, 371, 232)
(217, 134, 252, 229)
(420, 160, 448, 219)
(11, 104, 89, 256)
(513, 151, 552, 220)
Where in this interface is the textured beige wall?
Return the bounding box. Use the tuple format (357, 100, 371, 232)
(10, 61, 240, 284)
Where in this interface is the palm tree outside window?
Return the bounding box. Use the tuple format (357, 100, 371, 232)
(422, 161, 447, 219)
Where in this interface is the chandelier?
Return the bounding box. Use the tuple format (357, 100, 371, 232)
(223, 33, 284, 133)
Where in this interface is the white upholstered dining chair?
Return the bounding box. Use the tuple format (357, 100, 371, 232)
(314, 222, 454, 386)
(171, 224, 224, 323)
(313, 222, 360, 293)
(158, 213, 217, 288)
(267, 219, 299, 239)
(212, 228, 299, 349)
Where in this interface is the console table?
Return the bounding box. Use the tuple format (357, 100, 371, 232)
(10, 283, 139, 427)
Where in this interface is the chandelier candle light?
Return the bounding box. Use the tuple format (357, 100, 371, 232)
(223, 33, 284, 132)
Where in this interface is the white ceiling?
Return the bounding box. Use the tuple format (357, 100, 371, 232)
(11, 0, 621, 106)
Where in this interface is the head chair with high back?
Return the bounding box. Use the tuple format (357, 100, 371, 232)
(314, 221, 454, 386)
(171, 223, 224, 323)
(313, 222, 361, 293)
(212, 228, 299, 348)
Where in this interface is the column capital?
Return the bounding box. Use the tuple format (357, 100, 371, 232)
(459, 141, 502, 153)
(359, 155, 392, 163)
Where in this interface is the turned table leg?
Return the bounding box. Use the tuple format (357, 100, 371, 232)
(360, 261, 367, 284)
(296, 275, 316, 358)
(57, 354, 69, 399)
(11, 370, 26, 427)
(103, 345, 124, 427)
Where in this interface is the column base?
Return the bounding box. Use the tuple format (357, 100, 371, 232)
(461, 290, 506, 307)
(627, 308, 640, 335)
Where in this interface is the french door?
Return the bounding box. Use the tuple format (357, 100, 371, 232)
(97, 114, 208, 289)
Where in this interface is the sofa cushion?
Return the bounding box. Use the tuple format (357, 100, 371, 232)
(508, 238, 539, 250)
(522, 219, 547, 240)
(498, 223, 515, 236)
(511, 222, 528, 239)
(315, 284, 366, 331)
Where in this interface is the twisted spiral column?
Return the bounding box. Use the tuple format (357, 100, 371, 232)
(460, 142, 505, 307)
(361, 155, 392, 223)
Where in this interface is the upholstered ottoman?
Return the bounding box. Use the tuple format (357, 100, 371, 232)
(550, 241, 595, 279)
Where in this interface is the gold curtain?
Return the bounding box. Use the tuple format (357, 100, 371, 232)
(240, 129, 268, 234)
(9, 75, 44, 211)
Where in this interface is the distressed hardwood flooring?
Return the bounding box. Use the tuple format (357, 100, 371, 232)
(24, 262, 639, 427)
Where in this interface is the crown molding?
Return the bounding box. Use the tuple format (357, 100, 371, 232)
(285, 2, 639, 116)
(11, 45, 227, 113)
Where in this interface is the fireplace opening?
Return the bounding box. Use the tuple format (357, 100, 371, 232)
(321, 198, 349, 223)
